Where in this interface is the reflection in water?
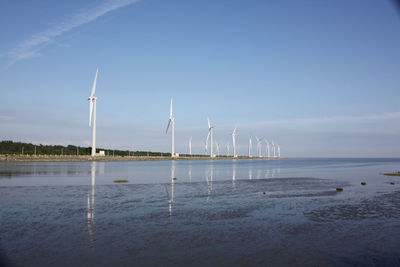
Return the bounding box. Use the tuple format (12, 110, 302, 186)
(87, 162, 96, 247)
(248, 168, 253, 180)
(166, 161, 176, 216)
(232, 162, 237, 188)
(188, 164, 192, 183)
(205, 163, 214, 201)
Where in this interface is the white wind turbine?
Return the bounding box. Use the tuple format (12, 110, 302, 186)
(216, 142, 220, 156)
(265, 139, 271, 158)
(271, 140, 276, 158)
(226, 143, 230, 156)
(88, 69, 99, 157)
(232, 127, 238, 158)
(248, 136, 252, 157)
(188, 136, 192, 155)
(165, 99, 175, 157)
(256, 137, 262, 157)
(277, 143, 281, 158)
(206, 118, 214, 157)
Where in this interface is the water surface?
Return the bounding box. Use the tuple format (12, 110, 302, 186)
(1, 158, 400, 266)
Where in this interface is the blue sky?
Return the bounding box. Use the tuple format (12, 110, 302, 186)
(1, 0, 400, 157)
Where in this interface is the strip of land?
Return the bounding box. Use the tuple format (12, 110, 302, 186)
(0, 155, 286, 162)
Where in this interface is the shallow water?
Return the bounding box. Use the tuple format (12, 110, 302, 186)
(1, 158, 400, 266)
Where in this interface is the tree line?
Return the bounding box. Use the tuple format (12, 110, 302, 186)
(0, 140, 206, 157)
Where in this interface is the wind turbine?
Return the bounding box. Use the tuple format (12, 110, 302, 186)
(88, 69, 99, 157)
(206, 118, 214, 157)
(165, 99, 175, 157)
(232, 127, 238, 158)
(216, 142, 220, 156)
(226, 143, 230, 156)
(248, 136, 252, 157)
(271, 140, 276, 158)
(188, 136, 192, 155)
(277, 144, 281, 158)
(265, 139, 271, 158)
(256, 137, 262, 157)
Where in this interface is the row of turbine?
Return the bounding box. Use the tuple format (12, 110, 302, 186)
(87, 69, 281, 157)
(166, 98, 282, 158)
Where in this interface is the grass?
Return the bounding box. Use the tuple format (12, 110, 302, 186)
(113, 179, 129, 183)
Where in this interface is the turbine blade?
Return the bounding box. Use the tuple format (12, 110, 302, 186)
(207, 118, 211, 129)
(165, 119, 171, 134)
(90, 69, 99, 97)
(89, 101, 93, 126)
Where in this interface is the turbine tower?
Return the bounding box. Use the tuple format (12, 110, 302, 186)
(189, 136, 192, 155)
(88, 69, 99, 157)
(256, 137, 262, 157)
(232, 127, 238, 158)
(271, 140, 276, 158)
(165, 99, 175, 157)
(277, 144, 281, 158)
(206, 118, 214, 157)
(265, 139, 271, 158)
(248, 136, 252, 157)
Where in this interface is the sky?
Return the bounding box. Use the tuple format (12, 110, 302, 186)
(1, 0, 400, 157)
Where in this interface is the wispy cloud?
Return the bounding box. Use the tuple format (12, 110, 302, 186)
(3, 0, 140, 69)
(242, 112, 400, 127)
(0, 115, 14, 121)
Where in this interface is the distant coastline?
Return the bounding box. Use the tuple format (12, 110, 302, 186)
(0, 154, 286, 162)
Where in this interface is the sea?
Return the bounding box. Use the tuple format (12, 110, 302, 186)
(1, 158, 400, 266)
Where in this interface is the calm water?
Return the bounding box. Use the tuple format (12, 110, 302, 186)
(1, 158, 400, 266)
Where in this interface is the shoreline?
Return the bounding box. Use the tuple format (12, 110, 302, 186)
(0, 155, 287, 162)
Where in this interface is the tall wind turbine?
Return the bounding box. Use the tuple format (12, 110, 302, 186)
(88, 69, 99, 157)
(226, 143, 230, 156)
(256, 137, 262, 157)
(216, 142, 220, 156)
(277, 144, 281, 158)
(189, 136, 192, 155)
(271, 140, 276, 158)
(265, 139, 271, 158)
(206, 118, 214, 157)
(248, 136, 252, 157)
(232, 127, 238, 158)
(165, 99, 175, 157)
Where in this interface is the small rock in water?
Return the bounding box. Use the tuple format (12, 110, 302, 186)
(361, 182, 367, 186)
(114, 179, 128, 183)
(336, 187, 344, 191)
(390, 182, 395, 185)
(172, 177, 177, 181)
(262, 192, 266, 195)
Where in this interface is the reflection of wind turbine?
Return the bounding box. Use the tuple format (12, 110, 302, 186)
(232, 162, 237, 188)
(165, 99, 175, 157)
(87, 162, 96, 244)
(265, 139, 271, 158)
(232, 127, 238, 158)
(248, 136, 252, 157)
(205, 164, 214, 200)
(189, 136, 192, 155)
(88, 69, 99, 157)
(166, 162, 175, 216)
(256, 137, 262, 157)
(206, 118, 215, 157)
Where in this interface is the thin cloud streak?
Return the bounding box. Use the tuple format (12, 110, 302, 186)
(241, 112, 400, 127)
(4, 0, 139, 68)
